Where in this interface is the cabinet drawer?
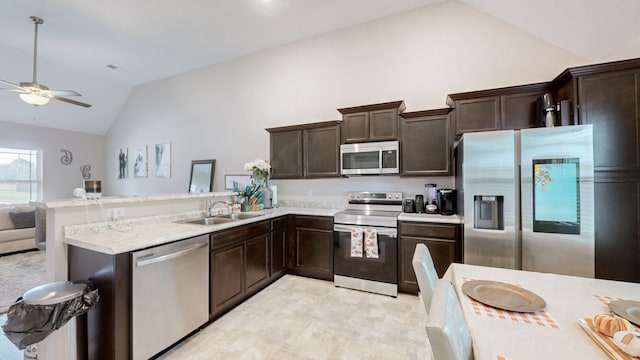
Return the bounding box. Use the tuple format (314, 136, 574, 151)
(211, 220, 270, 249)
(294, 216, 333, 231)
(399, 222, 457, 240)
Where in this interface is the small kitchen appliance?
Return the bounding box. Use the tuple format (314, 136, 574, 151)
(403, 199, 416, 213)
(414, 194, 424, 214)
(425, 183, 439, 214)
(438, 189, 456, 216)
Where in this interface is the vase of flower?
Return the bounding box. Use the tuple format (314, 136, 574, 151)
(244, 158, 272, 209)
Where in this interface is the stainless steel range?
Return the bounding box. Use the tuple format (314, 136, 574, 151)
(333, 191, 402, 297)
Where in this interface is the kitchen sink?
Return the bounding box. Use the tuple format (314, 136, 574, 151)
(215, 213, 264, 220)
(184, 217, 236, 225)
(183, 212, 264, 225)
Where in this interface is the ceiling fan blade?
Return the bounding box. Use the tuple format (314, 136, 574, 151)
(49, 95, 92, 108)
(0, 79, 27, 91)
(47, 89, 82, 97)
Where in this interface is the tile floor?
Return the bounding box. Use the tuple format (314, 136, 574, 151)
(159, 275, 431, 359)
(0, 275, 432, 359)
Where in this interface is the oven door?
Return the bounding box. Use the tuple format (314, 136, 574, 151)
(333, 224, 398, 284)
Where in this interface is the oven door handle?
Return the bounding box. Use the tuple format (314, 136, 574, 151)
(333, 224, 397, 238)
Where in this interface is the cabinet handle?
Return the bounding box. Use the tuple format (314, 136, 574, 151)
(136, 242, 208, 267)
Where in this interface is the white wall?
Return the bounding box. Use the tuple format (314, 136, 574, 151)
(0, 120, 105, 200)
(105, 1, 586, 198)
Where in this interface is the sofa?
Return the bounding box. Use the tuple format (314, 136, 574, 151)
(0, 205, 37, 255)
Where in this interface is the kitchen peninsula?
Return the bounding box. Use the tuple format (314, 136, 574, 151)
(33, 192, 461, 360)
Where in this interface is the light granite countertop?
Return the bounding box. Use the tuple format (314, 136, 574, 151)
(64, 207, 339, 255)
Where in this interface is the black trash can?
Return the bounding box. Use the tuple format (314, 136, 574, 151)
(1, 281, 99, 357)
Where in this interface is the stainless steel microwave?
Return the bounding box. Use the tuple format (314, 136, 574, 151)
(340, 141, 400, 175)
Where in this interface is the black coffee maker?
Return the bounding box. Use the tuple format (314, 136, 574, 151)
(437, 189, 456, 216)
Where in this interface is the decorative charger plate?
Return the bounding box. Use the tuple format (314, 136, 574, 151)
(461, 280, 546, 312)
(609, 300, 640, 327)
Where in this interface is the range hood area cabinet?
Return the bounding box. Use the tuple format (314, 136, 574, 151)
(337, 100, 406, 143)
(267, 121, 341, 179)
(447, 83, 551, 137)
(399, 108, 452, 176)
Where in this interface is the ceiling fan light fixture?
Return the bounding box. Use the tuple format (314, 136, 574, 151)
(19, 92, 50, 106)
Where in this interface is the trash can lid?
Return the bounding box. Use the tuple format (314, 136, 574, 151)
(23, 281, 88, 305)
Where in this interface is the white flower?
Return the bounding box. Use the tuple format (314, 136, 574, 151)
(244, 158, 271, 179)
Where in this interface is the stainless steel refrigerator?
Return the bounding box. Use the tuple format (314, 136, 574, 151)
(456, 125, 594, 277)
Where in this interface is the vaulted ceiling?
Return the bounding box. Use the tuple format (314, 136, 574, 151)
(1, 0, 639, 134)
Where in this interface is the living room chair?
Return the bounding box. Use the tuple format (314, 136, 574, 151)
(412, 243, 438, 313)
(426, 279, 473, 360)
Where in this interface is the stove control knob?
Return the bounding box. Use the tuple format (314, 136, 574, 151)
(356, 193, 362, 199)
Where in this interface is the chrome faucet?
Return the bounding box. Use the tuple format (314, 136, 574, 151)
(205, 199, 232, 217)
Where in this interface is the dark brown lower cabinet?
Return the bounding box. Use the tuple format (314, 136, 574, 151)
(210, 220, 271, 318)
(210, 243, 244, 315)
(398, 221, 460, 294)
(289, 215, 334, 280)
(270, 216, 288, 278)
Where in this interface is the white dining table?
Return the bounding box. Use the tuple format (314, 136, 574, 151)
(443, 263, 640, 360)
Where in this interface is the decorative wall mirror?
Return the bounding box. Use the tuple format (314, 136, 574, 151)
(188, 159, 216, 193)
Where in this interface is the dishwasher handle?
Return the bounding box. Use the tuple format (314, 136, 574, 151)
(136, 241, 208, 268)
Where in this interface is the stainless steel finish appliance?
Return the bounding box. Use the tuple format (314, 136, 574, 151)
(131, 235, 209, 360)
(425, 183, 439, 214)
(457, 125, 594, 277)
(333, 191, 402, 297)
(340, 141, 399, 175)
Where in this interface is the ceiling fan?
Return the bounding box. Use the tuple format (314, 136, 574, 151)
(0, 16, 91, 108)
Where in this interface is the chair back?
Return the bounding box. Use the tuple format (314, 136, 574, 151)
(426, 279, 473, 360)
(412, 243, 438, 312)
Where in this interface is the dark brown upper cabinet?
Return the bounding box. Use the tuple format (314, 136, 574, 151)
(399, 108, 452, 176)
(447, 83, 551, 137)
(337, 100, 406, 143)
(267, 121, 341, 179)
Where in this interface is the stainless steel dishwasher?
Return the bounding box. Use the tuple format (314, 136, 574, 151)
(131, 234, 209, 360)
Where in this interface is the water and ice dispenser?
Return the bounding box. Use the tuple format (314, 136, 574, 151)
(473, 195, 504, 230)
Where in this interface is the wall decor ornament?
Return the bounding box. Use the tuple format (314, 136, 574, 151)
(80, 165, 91, 180)
(60, 149, 73, 165)
(118, 148, 128, 179)
(155, 143, 171, 178)
(133, 145, 148, 178)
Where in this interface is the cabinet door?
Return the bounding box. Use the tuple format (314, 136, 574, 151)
(210, 244, 244, 316)
(594, 180, 639, 282)
(578, 70, 640, 169)
(270, 130, 303, 179)
(293, 216, 334, 280)
(245, 234, 269, 293)
(304, 125, 340, 178)
(398, 236, 456, 294)
(501, 90, 545, 130)
(454, 96, 500, 136)
(270, 227, 287, 278)
(369, 108, 398, 141)
(342, 112, 369, 143)
(400, 115, 450, 176)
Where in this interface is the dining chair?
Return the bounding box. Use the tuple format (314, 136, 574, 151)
(412, 243, 439, 312)
(426, 279, 473, 360)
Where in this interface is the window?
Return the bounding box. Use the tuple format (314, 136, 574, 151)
(0, 147, 42, 204)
